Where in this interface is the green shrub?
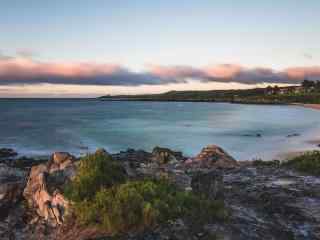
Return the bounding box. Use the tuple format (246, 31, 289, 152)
(64, 151, 127, 202)
(72, 179, 226, 235)
(283, 151, 320, 176)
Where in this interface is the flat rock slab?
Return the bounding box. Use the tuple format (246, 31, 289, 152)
(222, 166, 320, 239)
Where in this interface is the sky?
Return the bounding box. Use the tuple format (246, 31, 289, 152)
(0, 0, 319, 97)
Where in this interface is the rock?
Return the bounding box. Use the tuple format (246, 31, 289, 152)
(23, 152, 77, 226)
(152, 146, 183, 165)
(0, 156, 48, 170)
(112, 148, 152, 178)
(164, 168, 192, 191)
(0, 203, 30, 240)
(0, 164, 27, 219)
(52, 152, 73, 164)
(113, 149, 153, 165)
(191, 170, 224, 200)
(186, 145, 238, 169)
(48, 152, 77, 174)
(0, 148, 17, 159)
(242, 133, 262, 138)
(287, 133, 300, 138)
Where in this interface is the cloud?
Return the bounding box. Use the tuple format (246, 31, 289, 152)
(0, 51, 12, 60)
(16, 49, 37, 59)
(285, 66, 320, 80)
(0, 58, 174, 86)
(303, 53, 313, 60)
(0, 57, 319, 87)
(148, 64, 320, 84)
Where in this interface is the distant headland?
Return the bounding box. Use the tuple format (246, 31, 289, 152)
(100, 80, 320, 106)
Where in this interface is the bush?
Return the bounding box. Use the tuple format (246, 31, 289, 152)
(64, 151, 127, 202)
(72, 179, 226, 235)
(283, 151, 320, 176)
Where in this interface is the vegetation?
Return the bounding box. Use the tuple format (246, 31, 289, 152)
(283, 151, 320, 176)
(100, 80, 320, 104)
(64, 151, 127, 202)
(252, 159, 280, 167)
(64, 152, 226, 236)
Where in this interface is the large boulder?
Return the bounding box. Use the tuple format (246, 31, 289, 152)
(0, 164, 27, 219)
(186, 145, 238, 169)
(23, 152, 77, 226)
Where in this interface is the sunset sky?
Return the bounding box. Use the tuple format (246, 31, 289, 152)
(1, 0, 319, 97)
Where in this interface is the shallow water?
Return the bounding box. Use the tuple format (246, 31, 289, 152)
(0, 99, 320, 160)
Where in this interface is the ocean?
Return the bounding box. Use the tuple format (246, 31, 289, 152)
(1, 99, 320, 160)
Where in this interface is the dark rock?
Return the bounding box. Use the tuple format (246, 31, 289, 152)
(112, 149, 153, 165)
(0, 148, 17, 159)
(165, 169, 192, 191)
(0, 156, 48, 170)
(242, 133, 262, 138)
(0, 164, 27, 220)
(191, 170, 224, 200)
(287, 133, 300, 138)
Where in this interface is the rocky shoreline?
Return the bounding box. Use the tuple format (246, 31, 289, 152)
(0, 146, 319, 240)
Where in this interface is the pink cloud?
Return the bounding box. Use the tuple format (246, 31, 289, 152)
(0, 57, 319, 86)
(0, 58, 122, 78)
(204, 64, 243, 78)
(285, 66, 320, 80)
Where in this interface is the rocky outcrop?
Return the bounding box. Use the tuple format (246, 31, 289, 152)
(23, 152, 77, 226)
(185, 145, 238, 169)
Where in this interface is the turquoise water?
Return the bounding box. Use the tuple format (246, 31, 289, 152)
(0, 99, 320, 160)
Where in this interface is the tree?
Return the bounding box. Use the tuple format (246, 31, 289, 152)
(273, 85, 280, 94)
(302, 79, 315, 90)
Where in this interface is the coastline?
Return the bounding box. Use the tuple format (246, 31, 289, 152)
(100, 98, 320, 110)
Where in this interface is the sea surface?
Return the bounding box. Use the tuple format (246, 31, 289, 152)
(1, 99, 320, 160)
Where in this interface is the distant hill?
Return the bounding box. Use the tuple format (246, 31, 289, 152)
(100, 80, 320, 104)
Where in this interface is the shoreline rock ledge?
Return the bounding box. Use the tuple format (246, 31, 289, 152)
(1, 145, 319, 239)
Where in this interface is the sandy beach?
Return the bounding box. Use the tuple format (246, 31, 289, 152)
(293, 103, 320, 110)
